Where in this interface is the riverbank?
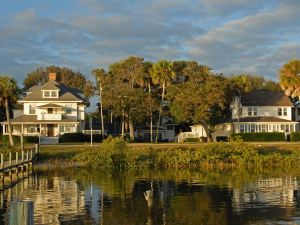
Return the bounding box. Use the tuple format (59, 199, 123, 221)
(38, 138, 300, 169)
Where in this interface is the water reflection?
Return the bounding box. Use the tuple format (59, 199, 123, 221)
(1, 166, 300, 224)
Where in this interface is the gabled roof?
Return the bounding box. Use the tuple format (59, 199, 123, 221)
(241, 90, 293, 107)
(19, 81, 84, 102)
(40, 81, 60, 90)
(231, 116, 296, 123)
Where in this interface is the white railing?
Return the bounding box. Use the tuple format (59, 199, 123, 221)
(37, 113, 62, 120)
(176, 132, 200, 142)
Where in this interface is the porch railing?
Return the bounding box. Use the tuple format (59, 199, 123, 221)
(37, 113, 62, 120)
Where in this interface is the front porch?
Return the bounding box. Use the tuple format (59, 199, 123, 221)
(2, 122, 78, 137)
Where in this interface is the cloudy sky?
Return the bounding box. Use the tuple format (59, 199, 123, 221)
(1, 0, 300, 85)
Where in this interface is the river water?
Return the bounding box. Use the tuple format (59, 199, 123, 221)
(1, 166, 300, 224)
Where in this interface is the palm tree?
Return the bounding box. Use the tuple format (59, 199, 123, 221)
(150, 61, 175, 143)
(0, 76, 19, 146)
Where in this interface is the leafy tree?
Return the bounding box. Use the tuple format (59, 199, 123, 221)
(93, 57, 156, 142)
(167, 62, 227, 141)
(150, 60, 176, 143)
(229, 74, 281, 94)
(23, 65, 92, 96)
(279, 59, 300, 98)
(0, 76, 20, 146)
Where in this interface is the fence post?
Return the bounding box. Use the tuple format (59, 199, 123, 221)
(35, 144, 38, 158)
(1, 154, 3, 169)
(9, 152, 12, 167)
(21, 151, 24, 163)
(15, 152, 18, 165)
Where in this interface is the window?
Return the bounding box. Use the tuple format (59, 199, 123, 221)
(290, 125, 295, 132)
(29, 105, 36, 114)
(262, 124, 266, 132)
(250, 124, 255, 132)
(253, 108, 257, 116)
(285, 124, 290, 132)
(248, 107, 257, 116)
(28, 125, 39, 133)
(44, 91, 50, 97)
(248, 108, 251, 116)
(43, 90, 58, 98)
(59, 124, 75, 133)
(167, 125, 173, 130)
(51, 91, 57, 98)
(48, 108, 53, 114)
(297, 108, 300, 116)
(280, 124, 284, 131)
(273, 125, 277, 132)
(59, 125, 64, 132)
(283, 108, 287, 116)
(278, 108, 282, 116)
(65, 105, 72, 114)
(240, 124, 245, 133)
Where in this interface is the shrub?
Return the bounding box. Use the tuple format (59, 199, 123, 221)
(1, 135, 39, 144)
(86, 134, 102, 142)
(291, 132, 300, 141)
(216, 136, 228, 142)
(184, 138, 200, 143)
(24, 136, 39, 143)
(231, 132, 285, 142)
(59, 133, 87, 142)
(73, 136, 128, 170)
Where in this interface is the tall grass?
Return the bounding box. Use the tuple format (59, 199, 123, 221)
(73, 137, 300, 171)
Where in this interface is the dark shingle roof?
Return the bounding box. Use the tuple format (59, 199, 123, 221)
(231, 116, 295, 123)
(40, 81, 60, 90)
(19, 81, 84, 102)
(241, 90, 293, 106)
(2, 115, 78, 123)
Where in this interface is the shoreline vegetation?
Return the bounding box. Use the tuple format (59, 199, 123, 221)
(38, 137, 300, 170)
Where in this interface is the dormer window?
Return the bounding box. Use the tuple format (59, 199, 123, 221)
(51, 91, 57, 98)
(43, 90, 59, 98)
(44, 91, 50, 97)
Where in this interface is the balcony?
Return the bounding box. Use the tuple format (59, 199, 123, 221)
(37, 113, 62, 120)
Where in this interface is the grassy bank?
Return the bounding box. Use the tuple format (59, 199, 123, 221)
(58, 137, 300, 170)
(37, 139, 300, 169)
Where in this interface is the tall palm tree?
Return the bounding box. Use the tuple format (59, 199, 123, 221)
(150, 61, 175, 143)
(0, 76, 19, 146)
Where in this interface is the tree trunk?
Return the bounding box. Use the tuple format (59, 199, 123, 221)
(129, 118, 135, 142)
(150, 109, 153, 143)
(155, 82, 165, 143)
(200, 120, 212, 142)
(148, 82, 153, 143)
(5, 98, 14, 146)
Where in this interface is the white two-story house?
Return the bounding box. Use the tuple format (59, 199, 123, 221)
(213, 90, 299, 140)
(1, 73, 86, 139)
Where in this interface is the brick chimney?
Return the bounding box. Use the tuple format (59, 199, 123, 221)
(49, 72, 57, 81)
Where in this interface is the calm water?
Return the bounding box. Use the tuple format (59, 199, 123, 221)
(1, 166, 300, 224)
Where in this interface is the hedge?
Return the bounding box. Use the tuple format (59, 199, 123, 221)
(231, 132, 285, 142)
(1, 135, 39, 144)
(183, 138, 200, 143)
(59, 132, 103, 143)
(291, 132, 300, 141)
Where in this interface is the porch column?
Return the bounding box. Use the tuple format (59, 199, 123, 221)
(40, 124, 42, 135)
(21, 123, 24, 134)
(58, 124, 60, 135)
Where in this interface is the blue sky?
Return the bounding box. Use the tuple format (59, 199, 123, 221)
(1, 0, 300, 85)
